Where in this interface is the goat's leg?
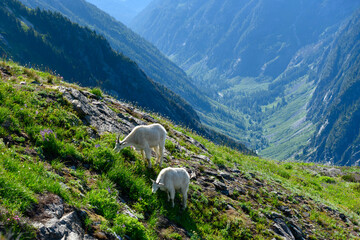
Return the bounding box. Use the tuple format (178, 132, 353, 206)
(141, 150, 145, 160)
(181, 187, 188, 209)
(154, 146, 160, 164)
(169, 189, 175, 208)
(159, 141, 165, 167)
(144, 148, 152, 168)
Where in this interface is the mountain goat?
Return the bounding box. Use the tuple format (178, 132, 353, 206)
(151, 167, 190, 209)
(114, 123, 167, 168)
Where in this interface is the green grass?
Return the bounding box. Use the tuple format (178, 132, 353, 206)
(260, 76, 316, 160)
(90, 87, 103, 99)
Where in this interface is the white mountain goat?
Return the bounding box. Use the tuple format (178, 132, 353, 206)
(151, 167, 190, 209)
(114, 123, 167, 168)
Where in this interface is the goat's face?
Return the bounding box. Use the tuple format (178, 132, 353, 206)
(151, 179, 163, 193)
(114, 136, 127, 152)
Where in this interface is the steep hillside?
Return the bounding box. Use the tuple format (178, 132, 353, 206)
(0, 0, 201, 132)
(18, 0, 211, 112)
(303, 11, 360, 166)
(85, 0, 151, 24)
(1, 61, 360, 240)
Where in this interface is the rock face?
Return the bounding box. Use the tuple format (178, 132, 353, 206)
(27, 194, 95, 240)
(60, 86, 136, 136)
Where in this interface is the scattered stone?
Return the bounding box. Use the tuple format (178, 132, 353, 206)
(203, 169, 219, 177)
(220, 172, 234, 181)
(192, 155, 211, 162)
(235, 186, 246, 195)
(270, 212, 284, 220)
(31, 80, 42, 85)
(254, 179, 264, 187)
(213, 180, 227, 191)
(20, 81, 26, 85)
(320, 167, 342, 177)
(272, 217, 295, 240)
(339, 213, 349, 223)
(302, 212, 310, 218)
(287, 220, 306, 240)
(278, 205, 292, 217)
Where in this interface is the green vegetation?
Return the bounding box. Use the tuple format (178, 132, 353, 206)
(90, 87, 103, 99)
(0, 60, 359, 239)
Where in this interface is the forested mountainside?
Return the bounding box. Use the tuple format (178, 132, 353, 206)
(132, 0, 360, 86)
(85, 0, 151, 24)
(0, 0, 200, 130)
(1, 61, 360, 239)
(132, 0, 360, 166)
(303, 11, 360, 166)
(18, 0, 211, 112)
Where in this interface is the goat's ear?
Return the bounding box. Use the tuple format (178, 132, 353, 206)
(116, 135, 120, 143)
(158, 182, 165, 186)
(150, 179, 155, 183)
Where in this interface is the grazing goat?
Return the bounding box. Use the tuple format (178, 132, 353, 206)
(151, 167, 190, 209)
(114, 123, 167, 168)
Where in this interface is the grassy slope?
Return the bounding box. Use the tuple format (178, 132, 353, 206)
(260, 76, 316, 160)
(0, 60, 360, 239)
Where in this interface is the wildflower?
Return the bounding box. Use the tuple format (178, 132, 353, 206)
(24, 104, 27, 108)
(95, 144, 100, 148)
(122, 224, 125, 228)
(35, 110, 38, 115)
(107, 187, 111, 194)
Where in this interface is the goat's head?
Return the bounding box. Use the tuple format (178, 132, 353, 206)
(151, 179, 164, 193)
(114, 135, 127, 152)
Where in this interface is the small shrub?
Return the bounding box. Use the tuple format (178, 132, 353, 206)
(113, 214, 148, 240)
(37, 129, 61, 159)
(47, 75, 54, 84)
(283, 163, 293, 170)
(277, 169, 291, 179)
(91, 87, 103, 99)
(319, 176, 336, 184)
(342, 174, 357, 183)
(353, 184, 360, 193)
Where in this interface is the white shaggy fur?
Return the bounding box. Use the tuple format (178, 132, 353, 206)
(114, 123, 167, 168)
(151, 167, 190, 209)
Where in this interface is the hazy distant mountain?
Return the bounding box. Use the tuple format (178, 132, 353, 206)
(85, 0, 152, 25)
(131, 0, 360, 90)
